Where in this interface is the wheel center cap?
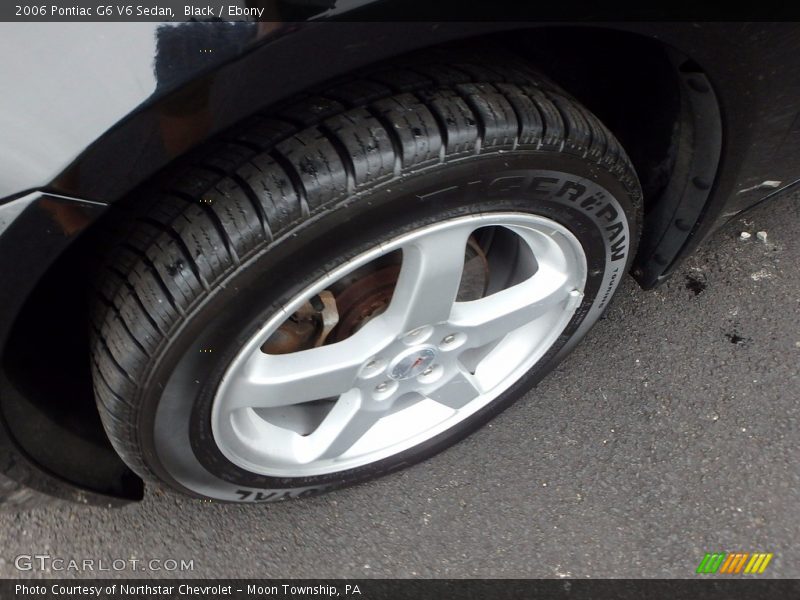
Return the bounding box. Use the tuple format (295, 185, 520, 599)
(388, 346, 437, 381)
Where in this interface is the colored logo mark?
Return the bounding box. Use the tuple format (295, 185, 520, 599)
(696, 552, 773, 574)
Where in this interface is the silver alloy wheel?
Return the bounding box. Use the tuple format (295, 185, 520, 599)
(211, 213, 587, 477)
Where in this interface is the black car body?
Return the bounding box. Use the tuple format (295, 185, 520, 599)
(1, 13, 798, 505)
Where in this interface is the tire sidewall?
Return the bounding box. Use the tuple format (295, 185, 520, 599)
(138, 152, 638, 501)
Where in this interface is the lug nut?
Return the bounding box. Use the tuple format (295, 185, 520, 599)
(422, 366, 434, 376)
(375, 382, 390, 393)
(402, 325, 433, 345)
(360, 358, 385, 379)
(442, 334, 456, 345)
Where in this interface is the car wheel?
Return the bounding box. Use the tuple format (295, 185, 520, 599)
(91, 51, 641, 501)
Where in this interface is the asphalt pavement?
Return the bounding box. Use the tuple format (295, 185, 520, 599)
(1, 190, 798, 579)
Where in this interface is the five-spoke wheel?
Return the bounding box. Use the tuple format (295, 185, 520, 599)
(212, 214, 587, 476)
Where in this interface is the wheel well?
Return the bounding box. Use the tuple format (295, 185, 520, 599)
(1, 26, 699, 498)
(1, 229, 143, 500)
(507, 28, 682, 209)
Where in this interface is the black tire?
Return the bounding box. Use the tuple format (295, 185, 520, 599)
(91, 48, 641, 502)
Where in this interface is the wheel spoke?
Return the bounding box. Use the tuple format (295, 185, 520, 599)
(300, 389, 381, 462)
(383, 223, 474, 333)
(225, 319, 391, 410)
(450, 264, 576, 348)
(426, 365, 482, 409)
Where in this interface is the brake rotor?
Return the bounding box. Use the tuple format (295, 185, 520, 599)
(261, 235, 490, 353)
(329, 262, 402, 342)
